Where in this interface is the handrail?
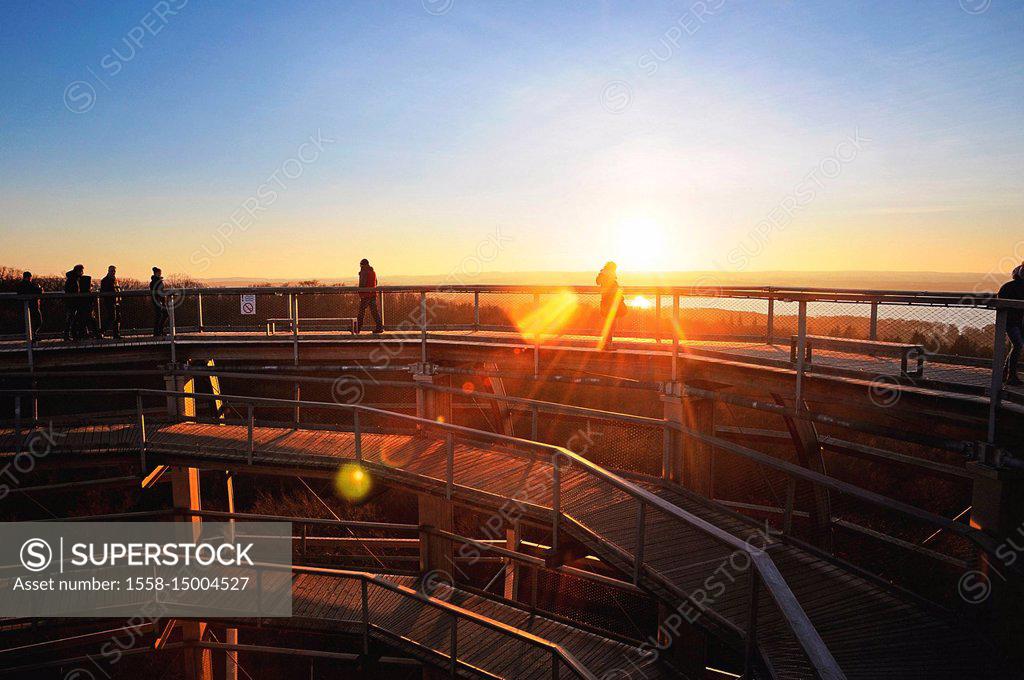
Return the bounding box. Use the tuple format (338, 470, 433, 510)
(2, 284, 1022, 308)
(256, 562, 599, 680)
(0, 386, 845, 679)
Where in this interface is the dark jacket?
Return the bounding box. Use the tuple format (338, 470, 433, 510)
(63, 271, 79, 295)
(15, 280, 42, 310)
(150, 275, 164, 305)
(358, 265, 377, 299)
(100, 274, 118, 293)
(998, 279, 1024, 328)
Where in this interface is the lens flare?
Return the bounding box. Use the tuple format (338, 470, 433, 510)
(515, 290, 579, 342)
(334, 463, 372, 502)
(627, 295, 655, 309)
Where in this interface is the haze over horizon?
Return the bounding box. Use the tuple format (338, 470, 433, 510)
(2, 2, 1022, 282)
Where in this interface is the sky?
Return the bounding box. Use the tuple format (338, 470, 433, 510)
(1, 1, 1022, 281)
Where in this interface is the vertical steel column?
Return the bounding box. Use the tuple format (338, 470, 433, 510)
(22, 300, 33, 371)
(794, 300, 808, 408)
(988, 308, 1008, 448)
(473, 291, 480, 330)
(869, 301, 879, 341)
(672, 293, 680, 381)
(291, 294, 299, 367)
(197, 293, 204, 332)
(420, 291, 428, 363)
(168, 294, 177, 364)
(766, 293, 775, 345)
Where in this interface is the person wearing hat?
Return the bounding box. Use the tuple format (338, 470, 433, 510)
(354, 258, 384, 334)
(998, 263, 1024, 386)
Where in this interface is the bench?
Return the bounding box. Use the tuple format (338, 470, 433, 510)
(266, 317, 357, 335)
(790, 335, 925, 378)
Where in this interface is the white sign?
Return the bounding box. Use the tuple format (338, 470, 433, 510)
(240, 294, 256, 315)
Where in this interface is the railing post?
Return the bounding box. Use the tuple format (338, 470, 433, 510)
(136, 393, 147, 471)
(473, 291, 480, 331)
(360, 579, 370, 655)
(766, 291, 775, 345)
(291, 294, 299, 367)
(672, 293, 680, 381)
(551, 452, 561, 554)
(794, 300, 808, 408)
(654, 292, 662, 344)
(988, 307, 1008, 449)
(420, 291, 428, 363)
(247, 404, 254, 465)
(354, 410, 362, 463)
(22, 300, 33, 371)
(744, 571, 760, 678)
(869, 301, 879, 341)
(197, 292, 204, 332)
(445, 432, 454, 500)
(168, 294, 177, 364)
(633, 500, 646, 585)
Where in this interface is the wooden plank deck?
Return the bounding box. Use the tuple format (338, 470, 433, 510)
(0, 422, 1008, 679)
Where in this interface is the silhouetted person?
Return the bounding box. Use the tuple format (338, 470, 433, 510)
(354, 258, 384, 334)
(75, 271, 100, 340)
(999, 263, 1024, 386)
(62, 264, 83, 341)
(15, 272, 43, 341)
(150, 267, 169, 337)
(100, 265, 121, 339)
(597, 261, 627, 349)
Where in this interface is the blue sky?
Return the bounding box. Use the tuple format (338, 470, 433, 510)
(1, 1, 1022, 279)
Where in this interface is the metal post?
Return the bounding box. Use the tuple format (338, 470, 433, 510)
(197, 293, 204, 332)
(473, 291, 480, 331)
(22, 300, 33, 371)
(354, 411, 362, 463)
(378, 290, 386, 329)
(247, 404, 254, 465)
(136, 393, 147, 471)
(744, 571, 760, 678)
(420, 292, 428, 363)
(783, 477, 796, 535)
(291, 295, 299, 367)
(551, 452, 561, 554)
(766, 293, 775, 345)
(869, 301, 879, 341)
(445, 433, 454, 500)
(988, 307, 1009, 448)
(168, 294, 177, 364)
(633, 500, 646, 585)
(672, 294, 680, 381)
(654, 292, 661, 344)
(360, 579, 370, 655)
(794, 300, 808, 408)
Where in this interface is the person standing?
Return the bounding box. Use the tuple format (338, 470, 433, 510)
(100, 265, 121, 339)
(150, 267, 169, 337)
(15, 272, 43, 342)
(75, 270, 101, 340)
(62, 264, 83, 341)
(354, 258, 384, 334)
(596, 261, 627, 350)
(998, 263, 1024, 386)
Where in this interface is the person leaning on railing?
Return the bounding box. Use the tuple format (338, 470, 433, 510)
(15, 271, 43, 342)
(999, 263, 1024, 386)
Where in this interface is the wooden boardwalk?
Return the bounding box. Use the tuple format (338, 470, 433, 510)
(0, 422, 1008, 679)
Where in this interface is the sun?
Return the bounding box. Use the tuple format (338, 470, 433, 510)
(614, 217, 666, 271)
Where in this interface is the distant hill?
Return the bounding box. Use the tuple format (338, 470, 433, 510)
(201, 271, 1006, 293)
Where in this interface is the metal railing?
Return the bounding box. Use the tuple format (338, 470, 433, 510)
(0, 386, 845, 679)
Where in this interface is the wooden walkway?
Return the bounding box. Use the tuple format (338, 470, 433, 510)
(0, 422, 1008, 679)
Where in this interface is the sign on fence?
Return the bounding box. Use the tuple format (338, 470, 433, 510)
(240, 294, 256, 315)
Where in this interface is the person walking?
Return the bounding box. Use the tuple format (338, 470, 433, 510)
(596, 261, 627, 350)
(62, 265, 83, 341)
(150, 267, 169, 337)
(354, 258, 384, 334)
(998, 263, 1024, 386)
(100, 265, 121, 339)
(15, 272, 43, 342)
